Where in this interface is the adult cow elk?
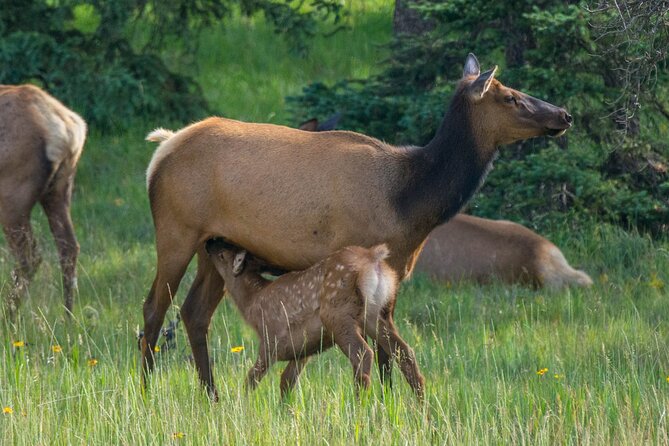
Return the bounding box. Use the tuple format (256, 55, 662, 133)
(415, 214, 592, 288)
(142, 53, 572, 398)
(0, 85, 86, 317)
(298, 120, 591, 289)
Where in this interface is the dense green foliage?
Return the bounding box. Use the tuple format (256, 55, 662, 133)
(290, 1, 669, 234)
(0, 0, 346, 130)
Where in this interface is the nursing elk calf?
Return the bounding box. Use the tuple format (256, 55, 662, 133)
(0, 85, 86, 316)
(143, 53, 572, 399)
(205, 239, 424, 399)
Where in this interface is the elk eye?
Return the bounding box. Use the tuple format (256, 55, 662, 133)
(504, 95, 516, 104)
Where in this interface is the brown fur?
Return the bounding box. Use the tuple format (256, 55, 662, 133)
(0, 84, 86, 316)
(415, 214, 593, 288)
(205, 240, 424, 399)
(140, 54, 572, 396)
(298, 120, 590, 289)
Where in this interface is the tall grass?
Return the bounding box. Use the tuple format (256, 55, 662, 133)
(171, 0, 394, 124)
(1, 1, 668, 444)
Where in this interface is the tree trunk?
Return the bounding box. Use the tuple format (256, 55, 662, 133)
(393, 0, 434, 35)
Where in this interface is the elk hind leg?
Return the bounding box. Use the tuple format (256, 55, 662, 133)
(332, 322, 374, 393)
(245, 348, 274, 392)
(141, 231, 197, 388)
(280, 358, 309, 398)
(180, 248, 226, 400)
(40, 178, 79, 314)
(376, 342, 394, 388)
(375, 318, 425, 400)
(2, 219, 41, 316)
(0, 195, 42, 317)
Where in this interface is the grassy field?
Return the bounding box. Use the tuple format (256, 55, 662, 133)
(1, 1, 669, 444)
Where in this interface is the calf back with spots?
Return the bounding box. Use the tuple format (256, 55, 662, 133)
(207, 242, 398, 359)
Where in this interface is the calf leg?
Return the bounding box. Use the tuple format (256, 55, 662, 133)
(376, 342, 393, 388)
(180, 248, 226, 400)
(280, 358, 309, 398)
(332, 323, 374, 392)
(371, 302, 397, 389)
(375, 318, 424, 400)
(40, 179, 79, 314)
(245, 348, 274, 392)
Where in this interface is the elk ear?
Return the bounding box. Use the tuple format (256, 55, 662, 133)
(463, 53, 480, 78)
(469, 66, 498, 99)
(298, 118, 319, 131)
(232, 250, 247, 276)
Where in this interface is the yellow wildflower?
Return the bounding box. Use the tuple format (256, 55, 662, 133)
(649, 273, 664, 290)
(3, 407, 13, 414)
(554, 374, 562, 379)
(12, 341, 25, 348)
(153, 345, 161, 353)
(231, 346, 244, 353)
(536, 367, 548, 376)
(172, 432, 185, 439)
(666, 376, 669, 383)
(87, 358, 98, 367)
(52, 345, 62, 353)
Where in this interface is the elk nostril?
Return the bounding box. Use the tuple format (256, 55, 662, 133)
(564, 112, 573, 124)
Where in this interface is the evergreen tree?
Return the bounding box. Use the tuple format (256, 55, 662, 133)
(290, 0, 668, 234)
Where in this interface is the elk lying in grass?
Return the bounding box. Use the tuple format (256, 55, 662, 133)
(142, 53, 572, 398)
(0, 85, 86, 316)
(415, 214, 593, 288)
(205, 239, 424, 399)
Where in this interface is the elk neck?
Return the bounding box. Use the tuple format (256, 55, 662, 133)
(394, 91, 497, 234)
(223, 268, 269, 310)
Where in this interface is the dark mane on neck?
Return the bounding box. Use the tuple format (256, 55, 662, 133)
(394, 86, 496, 232)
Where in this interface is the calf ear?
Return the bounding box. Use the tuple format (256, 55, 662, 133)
(232, 250, 247, 276)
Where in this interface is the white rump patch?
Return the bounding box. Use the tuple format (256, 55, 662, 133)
(539, 245, 593, 288)
(358, 261, 395, 309)
(34, 94, 86, 166)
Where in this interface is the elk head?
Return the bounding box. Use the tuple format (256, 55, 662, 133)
(461, 53, 572, 148)
(205, 239, 249, 276)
